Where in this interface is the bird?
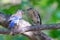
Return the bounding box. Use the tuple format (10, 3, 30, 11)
(7, 10, 23, 35)
(27, 8, 42, 40)
(27, 8, 53, 40)
(27, 8, 41, 25)
(8, 10, 23, 28)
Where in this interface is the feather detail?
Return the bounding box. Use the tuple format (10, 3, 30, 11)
(8, 10, 23, 28)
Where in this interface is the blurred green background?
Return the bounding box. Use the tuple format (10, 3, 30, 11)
(0, 0, 60, 40)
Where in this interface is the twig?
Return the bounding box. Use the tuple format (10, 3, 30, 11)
(0, 20, 56, 40)
(21, 23, 60, 32)
(0, 28, 10, 34)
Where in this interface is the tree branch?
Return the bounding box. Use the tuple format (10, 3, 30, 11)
(0, 12, 57, 40)
(21, 23, 60, 32)
(0, 23, 60, 34)
(0, 28, 10, 34)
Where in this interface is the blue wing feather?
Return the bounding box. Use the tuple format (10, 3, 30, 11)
(9, 16, 21, 28)
(9, 21, 15, 28)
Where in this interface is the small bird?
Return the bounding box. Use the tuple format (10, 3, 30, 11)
(27, 8, 41, 25)
(8, 10, 23, 35)
(8, 10, 23, 28)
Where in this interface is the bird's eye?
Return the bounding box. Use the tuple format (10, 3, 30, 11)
(8, 20, 12, 24)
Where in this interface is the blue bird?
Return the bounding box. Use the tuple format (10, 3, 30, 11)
(9, 16, 22, 28)
(8, 10, 23, 28)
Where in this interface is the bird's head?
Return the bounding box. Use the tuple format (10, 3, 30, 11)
(15, 10, 24, 17)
